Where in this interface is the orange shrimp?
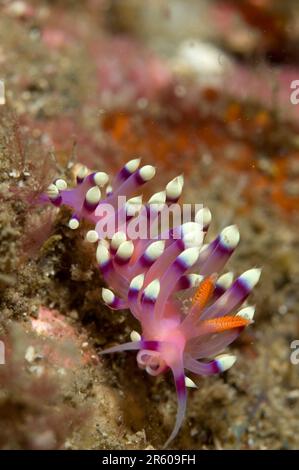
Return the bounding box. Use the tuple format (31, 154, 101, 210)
(192, 275, 216, 310)
(202, 315, 251, 334)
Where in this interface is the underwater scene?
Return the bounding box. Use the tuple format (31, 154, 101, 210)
(0, 0, 299, 452)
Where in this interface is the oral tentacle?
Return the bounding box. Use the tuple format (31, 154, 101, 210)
(103, 340, 160, 357)
(100, 341, 143, 355)
(163, 359, 187, 449)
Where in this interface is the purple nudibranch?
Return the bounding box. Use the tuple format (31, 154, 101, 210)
(42, 158, 261, 447)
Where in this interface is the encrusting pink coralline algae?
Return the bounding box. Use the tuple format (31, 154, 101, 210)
(42, 158, 261, 447)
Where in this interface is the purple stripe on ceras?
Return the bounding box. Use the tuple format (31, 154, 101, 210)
(76, 176, 84, 184)
(139, 250, 159, 268)
(210, 360, 222, 374)
(215, 235, 236, 256)
(78, 171, 97, 185)
(177, 237, 191, 251)
(141, 292, 156, 305)
(84, 199, 100, 212)
(128, 287, 139, 302)
(106, 297, 119, 309)
(206, 235, 220, 253)
(76, 173, 90, 185)
(114, 254, 131, 266)
(174, 253, 193, 273)
(197, 360, 222, 375)
(88, 173, 98, 184)
(135, 168, 151, 186)
(125, 211, 137, 223)
(110, 296, 126, 310)
(98, 259, 112, 276)
(176, 275, 192, 290)
(163, 233, 189, 252)
(118, 165, 133, 183)
(173, 229, 202, 251)
(50, 195, 62, 207)
(231, 276, 252, 300)
(166, 195, 180, 204)
(109, 246, 117, 256)
(213, 284, 226, 299)
(145, 204, 159, 218)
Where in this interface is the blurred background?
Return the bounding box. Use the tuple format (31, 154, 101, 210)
(0, 0, 299, 450)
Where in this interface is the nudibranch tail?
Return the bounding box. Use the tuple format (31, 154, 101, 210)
(164, 360, 187, 449)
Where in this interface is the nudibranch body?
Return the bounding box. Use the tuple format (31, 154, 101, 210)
(42, 158, 261, 447)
